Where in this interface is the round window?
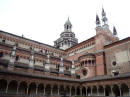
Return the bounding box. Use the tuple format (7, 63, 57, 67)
(82, 70, 87, 76)
(112, 61, 116, 66)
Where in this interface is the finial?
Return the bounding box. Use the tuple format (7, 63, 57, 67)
(68, 17, 70, 21)
(102, 7, 108, 25)
(96, 14, 101, 27)
(113, 26, 117, 36)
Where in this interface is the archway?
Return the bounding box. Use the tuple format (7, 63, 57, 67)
(92, 86, 97, 96)
(59, 85, 64, 95)
(45, 84, 51, 95)
(8, 80, 18, 94)
(37, 84, 44, 95)
(82, 87, 86, 96)
(28, 82, 36, 95)
(71, 86, 75, 96)
(87, 87, 91, 96)
(105, 85, 111, 96)
(0, 79, 7, 93)
(121, 83, 129, 96)
(65, 86, 70, 96)
(52, 85, 58, 95)
(113, 84, 120, 96)
(19, 81, 27, 94)
(98, 85, 104, 96)
(76, 86, 80, 95)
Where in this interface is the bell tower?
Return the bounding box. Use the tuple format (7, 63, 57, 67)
(54, 18, 78, 50)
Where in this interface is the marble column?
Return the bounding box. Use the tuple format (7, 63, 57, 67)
(70, 87, 71, 96)
(86, 87, 87, 96)
(16, 85, 19, 94)
(58, 88, 59, 95)
(5, 84, 8, 93)
(80, 87, 82, 96)
(97, 88, 99, 96)
(119, 88, 121, 96)
(75, 88, 77, 96)
(129, 88, 130, 96)
(51, 88, 53, 95)
(27, 87, 29, 95)
(44, 87, 45, 95)
(36, 86, 38, 95)
(111, 86, 113, 96)
(91, 88, 92, 96)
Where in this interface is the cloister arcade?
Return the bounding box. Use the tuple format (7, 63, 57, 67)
(0, 79, 130, 96)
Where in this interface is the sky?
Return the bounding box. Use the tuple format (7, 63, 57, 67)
(0, 0, 129, 46)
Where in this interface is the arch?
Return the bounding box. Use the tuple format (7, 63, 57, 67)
(71, 86, 75, 96)
(37, 84, 44, 95)
(121, 83, 129, 96)
(8, 80, 18, 94)
(28, 82, 36, 95)
(52, 85, 58, 95)
(88, 60, 91, 64)
(45, 84, 51, 95)
(0, 79, 7, 93)
(76, 86, 80, 96)
(98, 85, 104, 96)
(92, 86, 97, 96)
(82, 87, 86, 96)
(65, 86, 70, 96)
(87, 87, 91, 96)
(19, 81, 27, 94)
(105, 85, 111, 96)
(59, 85, 64, 95)
(113, 84, 120, 96)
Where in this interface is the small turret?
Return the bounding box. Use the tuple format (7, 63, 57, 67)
(113, 26, 118, 38)
(54, 18, 78, 50)
(96, 14, 101, 27)
(64, 17, 72, 32)
(102, 8, 108, 25)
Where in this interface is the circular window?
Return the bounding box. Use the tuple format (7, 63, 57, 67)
(112, 61, 116, 66)
(82, 70, 87, 76)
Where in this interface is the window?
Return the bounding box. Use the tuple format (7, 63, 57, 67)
(82, 70, 87, 76)
(112, 61, 116, 66)
(113, 71, 119, 76)
(0, 52, 3, 57)
(67, 25, 69, 29)
(15, 56, 19, 61)
(2, 39, 5, 43)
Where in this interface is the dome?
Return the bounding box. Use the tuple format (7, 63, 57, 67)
(64, 17, 72, 26)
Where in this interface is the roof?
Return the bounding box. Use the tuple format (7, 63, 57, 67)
(65, 36, 95, 52)
(104, 37, 130, 49)
(0, 30, 65, 52)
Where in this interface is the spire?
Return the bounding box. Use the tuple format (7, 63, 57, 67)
(113, 26, 118, 36)
(102, 7, 108, 25)
(64, 17, 72, 31)
(96, 14, 101, 27)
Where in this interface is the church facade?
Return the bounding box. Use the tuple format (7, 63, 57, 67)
(0, 8, 130, 97)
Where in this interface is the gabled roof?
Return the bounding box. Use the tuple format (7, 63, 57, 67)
(0, 30, 65, 52)
(65, 36, 95, 52)
(104, 37, 130, 49)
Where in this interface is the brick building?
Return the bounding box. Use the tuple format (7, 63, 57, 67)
(0, 8, 130, 97)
